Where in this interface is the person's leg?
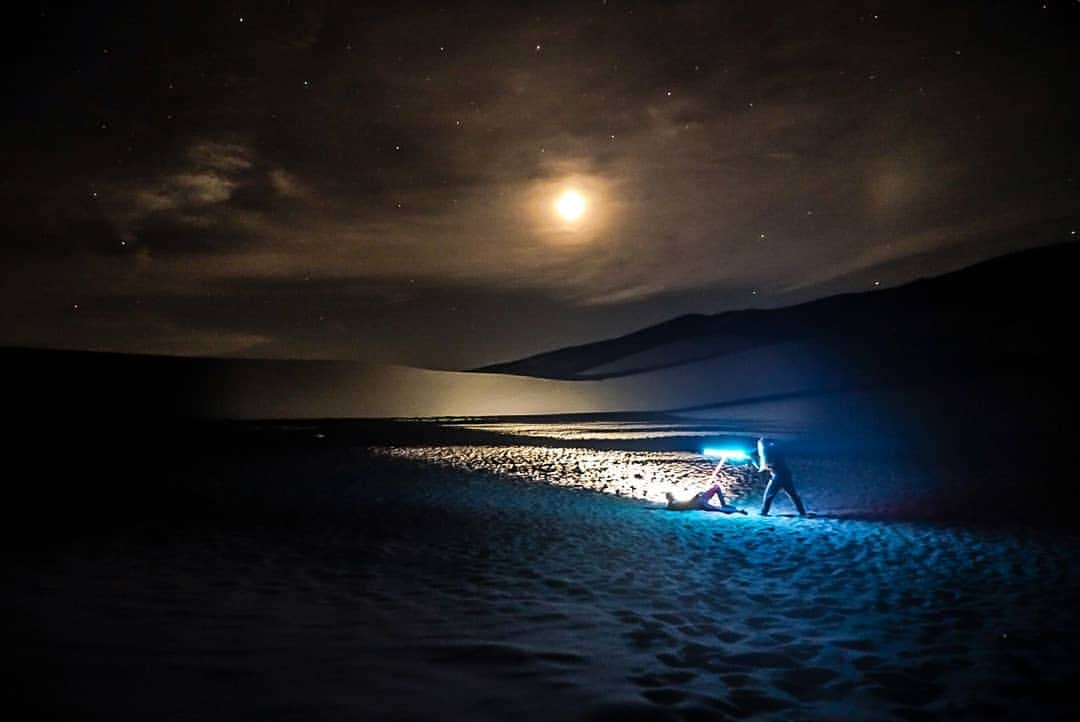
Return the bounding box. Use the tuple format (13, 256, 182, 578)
(703, 484, 724, 505)
(704, 503, 744, 513)
(761, 477, 779, 515)
(785, 483, 807, 515)
(703, 485, 746, 514)
(688, 485, 718, 509)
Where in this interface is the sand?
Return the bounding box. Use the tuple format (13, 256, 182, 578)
(13, 421, 1080, 721)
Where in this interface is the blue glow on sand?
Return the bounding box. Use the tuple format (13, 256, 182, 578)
(702, 448, 749, 461)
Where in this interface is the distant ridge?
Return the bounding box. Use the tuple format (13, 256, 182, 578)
(476, 241, 1078, 380)
(5, 240, 1075, 424)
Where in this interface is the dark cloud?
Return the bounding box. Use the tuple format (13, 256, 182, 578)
(4, 1, 1077, 366)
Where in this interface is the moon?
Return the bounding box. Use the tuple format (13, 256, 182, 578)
(554, 190, 587, 222)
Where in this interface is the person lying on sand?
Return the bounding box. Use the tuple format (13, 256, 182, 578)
(665, 484, 748, 514)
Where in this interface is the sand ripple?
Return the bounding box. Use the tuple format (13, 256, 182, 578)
(14, 435, 1080, 721)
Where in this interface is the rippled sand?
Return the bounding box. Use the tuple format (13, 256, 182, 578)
(378, 444, 752, 503)
(14, 425, 1080, 721)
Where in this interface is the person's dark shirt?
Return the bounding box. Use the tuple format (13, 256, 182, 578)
(765, 445, 792, 479)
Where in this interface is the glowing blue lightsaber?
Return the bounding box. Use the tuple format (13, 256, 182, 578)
(702, 447, 749, 461)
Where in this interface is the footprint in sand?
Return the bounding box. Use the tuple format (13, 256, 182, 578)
(772, 666, 839, 701)
(780, 604, 831, 620)
(655, 642, 716, 670)
(626, 625, 677, 651)
(781, 642, 823, 662)
(767, 632, 795, 644)
(714, 629, 746, 644)
(724, 650, 800, 670)
(834, 637, 879, 652)
(853, 654, 883, 671)
(627, 670, 698, 688)
(641, 688, 688, 705)
(726, 688, 792, 716)
(862, 668, 944, 706)
(721, 672, 754, 688)
(536, 650, 589, 667)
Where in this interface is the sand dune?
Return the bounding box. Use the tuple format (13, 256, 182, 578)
(1, 335, 1007, 436)
(14, 421, 1080, 721)
(0, 338, 862, 420)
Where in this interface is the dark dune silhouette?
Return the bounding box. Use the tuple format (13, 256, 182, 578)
(469, 240, 1078, 468)
(477, 240, 1077, 382)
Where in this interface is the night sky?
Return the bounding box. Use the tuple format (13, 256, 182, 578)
(4, 1, 1077, 369)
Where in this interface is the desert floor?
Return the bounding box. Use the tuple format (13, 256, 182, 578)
(13, 419, 1080, 721)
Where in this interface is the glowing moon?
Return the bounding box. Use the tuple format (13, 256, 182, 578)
(554, 190, 587, 221)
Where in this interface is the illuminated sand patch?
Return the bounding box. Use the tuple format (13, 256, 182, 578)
(375, 434, 955, 520)
(376, 445, 760, 504)
(448, 421, 739, 441)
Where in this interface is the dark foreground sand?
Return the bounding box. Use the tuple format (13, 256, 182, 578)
(13, 421, 1080, 721)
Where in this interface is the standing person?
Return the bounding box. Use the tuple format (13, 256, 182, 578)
(755, 436, 806, 516)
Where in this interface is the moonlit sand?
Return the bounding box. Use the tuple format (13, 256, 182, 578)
(15, 419, 1078, 721)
